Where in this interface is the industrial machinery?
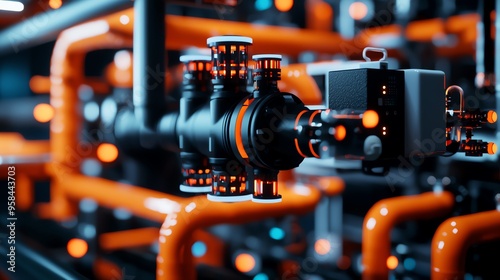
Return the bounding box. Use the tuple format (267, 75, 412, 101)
(0, 1, 499, 280)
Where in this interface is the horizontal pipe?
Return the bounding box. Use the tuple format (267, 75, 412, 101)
(431, 209, 500, 279)
(57, 173, 185, 223)
(100, 227, 159, 251)
(0, 0, 133, 55)
(362, 191, 454, 280)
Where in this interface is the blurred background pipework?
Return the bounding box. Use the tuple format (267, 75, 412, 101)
(0, 0, 499, 280)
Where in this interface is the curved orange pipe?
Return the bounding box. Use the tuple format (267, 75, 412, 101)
(47, 20, 132, 220)
(431, 209, 500, 279)
(157, 182, 321, 280)
(362, 191, 454, 280)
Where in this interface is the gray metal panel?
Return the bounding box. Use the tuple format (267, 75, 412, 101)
(403, 69, 446, 157)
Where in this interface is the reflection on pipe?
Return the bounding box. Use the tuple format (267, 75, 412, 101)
(362, 190, 454, 280)
(431, 194, 500, 279)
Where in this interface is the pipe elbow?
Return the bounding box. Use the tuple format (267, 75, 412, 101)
(431, 210, 500, 278)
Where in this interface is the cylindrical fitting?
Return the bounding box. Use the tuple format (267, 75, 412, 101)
(252, 168, 281, 203)
(178, 55, 213, 193)
(252, 54, 282, 97)
(207, 35, 252, 93)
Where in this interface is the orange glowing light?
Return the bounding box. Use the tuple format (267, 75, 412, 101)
(349, 1, 368, 20)
(487, 142, 497, 155)
(386, 255, 399, 270)
(334, 125, 347, 141)
(97, 143, 119, 163)
(29, 75, 50, 94)
(49, 0, 62, 9)
(275, 0, 293, 12)
(314, 238, 331, 255)
(487, 110, 497, 123)
(235, 253, 256, 273)
(362, 110, 379, 128)
(33, 103, 55, 123)
(67, 238, 88, 258)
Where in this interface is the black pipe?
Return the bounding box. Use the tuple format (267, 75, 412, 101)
(0, 0, 133, 56)
(133, 0, 166, 129)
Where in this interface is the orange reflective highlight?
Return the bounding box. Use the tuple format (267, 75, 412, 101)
(487, 110, 497, 123)
(334, 125, 346, 141)
(97, 143, 119, 163)
(235, 253, 256, 273)
(487, 142, 497, 155)
(362, 110, 379, 128)
(275, 0, 293, 12)
(33, 103, 55, 123)
(349, 1, 368, 21)
(67, 238, 88, 258)
(294, 138, 307, 158)
(314, 238, 331, 255)
(386, 255, 399, 270)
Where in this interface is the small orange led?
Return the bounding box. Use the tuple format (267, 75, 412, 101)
(487, 110, 497, 124)
(235, 253, 256, 273)
(386, 255, 399, 270)
(33, 103, 55, 123)
(334, 125, 347, 141)
(97, 143, 119, 163)
(362, 110, 379, 128)
(67, 238, 88, 258)
(275, 0, 293, 12)
(487, 142, 497, 155)
(314, 238, 331, 255)
(382, 85, 386, 89)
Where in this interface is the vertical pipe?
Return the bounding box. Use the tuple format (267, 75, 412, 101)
(133, 0, 166, 129)
(496, 0, 500, 144)
(476, 0, 495, 90)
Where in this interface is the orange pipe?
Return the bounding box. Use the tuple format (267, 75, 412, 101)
(0, 133, 50, 156)
(30, 75, 110, 94)
(105, 9, 352, 57)
(431, 209, 500, 279)
(0, 133, 51, 211)
(280, 64, 323, 105)
(306, 0, 333, 32)
(362, 191, 454, 280)
(48, 20, 132, 220)
(56, 173, 183, 222)
(100, 227, 159, 251)
(316, 176, 345, 197)
(157, 182, 321, 280)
